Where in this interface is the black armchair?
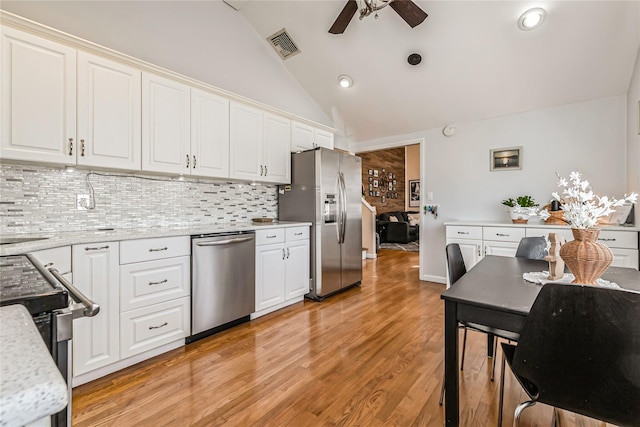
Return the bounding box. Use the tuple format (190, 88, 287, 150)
(377, 212, 419, 243)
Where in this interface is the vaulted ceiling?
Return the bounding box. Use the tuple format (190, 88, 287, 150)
(230, 0, 639, 145)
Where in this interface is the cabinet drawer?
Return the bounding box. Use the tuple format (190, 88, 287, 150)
(483, 227, 525, 243)
(286, 226, 309, 242)
(255, 228, 285, 245)
(120, 236, 190, 264)
(597, 230, 638, 249)
(120, 297, 190, 359)
(29, 246, 71, 274)
(446, 226, 482, 240)
(120, 256, 190, 311)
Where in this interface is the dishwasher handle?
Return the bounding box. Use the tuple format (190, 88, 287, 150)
(48, 267, 100, 318)
(195, 236, 254, 247)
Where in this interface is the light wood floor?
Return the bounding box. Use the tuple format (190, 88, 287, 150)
(73, 250, 612, 426)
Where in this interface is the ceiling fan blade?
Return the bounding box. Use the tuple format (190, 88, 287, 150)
(389, 0, 428, 28)
(329, 0, 359, 34)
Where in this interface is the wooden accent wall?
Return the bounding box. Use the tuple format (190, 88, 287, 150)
(359, 147, 406, 214)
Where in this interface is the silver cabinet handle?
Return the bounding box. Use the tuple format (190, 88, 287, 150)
(47, 267, 100, 318)
(478, 247, 482, 257)
(265, 165, 268, 176)
(195, 236, 253, 246)
(496, 233, 509, 237)
(68, 138, 74, 156)
(149, 279, 168, 286)
(186, 154, 190, 168)
(457, 231, 469, 235)
(149, 247, 168, 252)
(85, 245, 109, 252)
(149, 322, 168, 330)
(193, 155, 196, 169)
(286, 248, 290, 259)
(598, 238, 616, 242)
(43, 262, 54, 268)
(294, 232, 303, 236)
(260, 165, 264, 176)
(81, 139, 85, 156)
(282, 248, 286, 259)
(266, 235, 277, 239)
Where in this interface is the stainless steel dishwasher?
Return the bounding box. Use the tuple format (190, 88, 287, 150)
(187, 231, 255, 343)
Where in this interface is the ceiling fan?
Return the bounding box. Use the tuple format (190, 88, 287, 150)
(329, 0, 428, 34)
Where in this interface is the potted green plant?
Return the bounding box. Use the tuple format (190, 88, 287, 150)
(501, 195, 539, 223)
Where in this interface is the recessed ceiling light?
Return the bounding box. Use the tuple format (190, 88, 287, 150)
(518, 7, 546, 31)
(338, 75, 353, 88)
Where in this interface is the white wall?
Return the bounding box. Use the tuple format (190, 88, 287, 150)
(355, 96, 628, 282)
(627, 47, 640, 224)
(0, 1, 332, 127)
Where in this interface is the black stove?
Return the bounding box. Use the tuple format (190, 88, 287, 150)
(0, 255, 68, 314)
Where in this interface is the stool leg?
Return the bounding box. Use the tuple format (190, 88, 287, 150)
(490, 338, 498, 381)
(438, 374, 445, 406)
(498, 352, 506, 427)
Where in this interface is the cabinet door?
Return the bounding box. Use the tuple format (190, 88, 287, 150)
(190, 88, 230, 178)
(291, 121, 315, 152)
(255, 243, 286, 311)
(72, 242, 120, 376)
(229, 101, 263, 181)
(262, 112, 291, 184)
(483, 241, 519, 258)
(1, 27, 76, 164)
(610, 248, 639, 269)
(315, 129, 334, 150)
(77, 52, 141, 170)
(142, 72, 190, 174)
(285, 239, 310, 299)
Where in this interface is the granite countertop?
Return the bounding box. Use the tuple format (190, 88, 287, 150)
(0, 221, 312, 256)
(0, 304, 68, 426)
(443, 220, 640, 231)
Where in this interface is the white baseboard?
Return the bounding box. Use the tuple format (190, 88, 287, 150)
(421, 274, 446, 284)
(366, 252, 377, 259)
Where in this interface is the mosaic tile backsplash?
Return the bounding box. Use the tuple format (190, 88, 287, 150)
(1, 164, 278, 235)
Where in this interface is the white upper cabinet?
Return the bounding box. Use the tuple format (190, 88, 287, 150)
(142, 72, 191, 175)
(229, 101, 263, 181)
(230, 102, 291, 184)
(291, 121, 334, 152)
(77, 52, 141, 170)
(1, 27, 76, 164)
(263, 112, 291, 184)
(190, 88, 230, 178)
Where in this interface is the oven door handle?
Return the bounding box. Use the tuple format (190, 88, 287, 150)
(48, 268, 100, 318)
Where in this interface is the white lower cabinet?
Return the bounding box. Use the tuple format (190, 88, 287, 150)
(72, 242, 120, 377)
(254, 226, 310, 317)
(446, 223, 640, 274)
(119, 236, 191, 358)
(120, 297, 190, 359)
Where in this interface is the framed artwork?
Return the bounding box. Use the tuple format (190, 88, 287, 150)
(388, 182, 393, 191)
(381, 196, 386, 203)
(375, 191, 380, 197)
(373, 179, 378, 188)
(490, 146, 522, 171)
(369, 183, 373, 191)
(409, 179, 420, 207)
(368, 169, 373, 175)
(373, 169, 379, 177)
(368, 176, 373, 182)
(382, 168, 386, 173)
(392, 179, 397, 185)
(369, 191, 373, 196)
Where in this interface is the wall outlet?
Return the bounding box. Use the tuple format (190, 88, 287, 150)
(76, 194, 90, 210)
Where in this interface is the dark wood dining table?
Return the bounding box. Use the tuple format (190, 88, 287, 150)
(440, 255, 640, 426)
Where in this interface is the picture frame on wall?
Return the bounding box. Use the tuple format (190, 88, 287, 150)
(368, 169, 373, 175)
(376, 191, 380, 196)
(374, 169, 379, 177)
(409, 179, 420, 207)
(381, 196, 386, 203)
(373, 179, 378, 188)
(490, 146, 522, 171)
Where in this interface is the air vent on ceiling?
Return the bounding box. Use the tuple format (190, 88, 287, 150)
(267, 29, 301, 60)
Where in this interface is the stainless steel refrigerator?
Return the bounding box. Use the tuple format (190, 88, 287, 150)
(278, 148, 362, 300)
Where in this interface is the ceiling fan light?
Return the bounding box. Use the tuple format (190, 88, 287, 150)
(338, 74, 353, 88)
(518, 8, 546, 31)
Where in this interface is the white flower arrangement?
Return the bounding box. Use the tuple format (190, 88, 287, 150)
(539, 172, 638, 229)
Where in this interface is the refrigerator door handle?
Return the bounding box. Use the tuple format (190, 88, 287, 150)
(338, 172, 347, 244)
